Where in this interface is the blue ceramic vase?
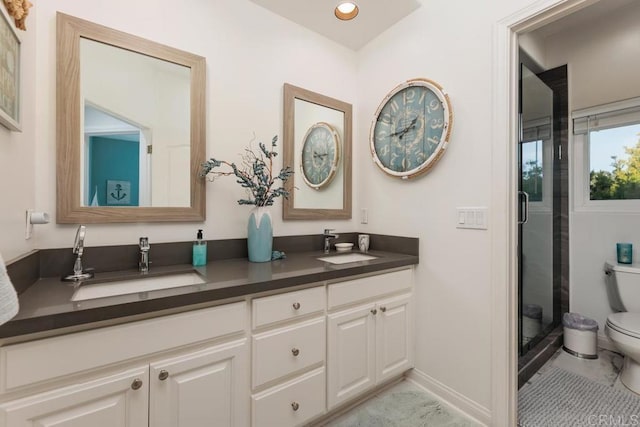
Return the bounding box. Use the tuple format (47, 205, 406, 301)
(247, 207, 273, 262)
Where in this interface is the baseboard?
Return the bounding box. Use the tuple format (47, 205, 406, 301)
(406, 368, 491, 426)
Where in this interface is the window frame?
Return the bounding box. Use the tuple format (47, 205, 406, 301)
(573, 97, 640, 212)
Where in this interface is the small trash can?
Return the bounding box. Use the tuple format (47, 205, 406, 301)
(563, 312, 599, 359)
(522, 304, 543, 344)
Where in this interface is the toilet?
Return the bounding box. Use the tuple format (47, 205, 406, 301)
(604, 261, 640, 394)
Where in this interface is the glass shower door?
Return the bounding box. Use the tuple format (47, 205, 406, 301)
(518, 64, 555, 356)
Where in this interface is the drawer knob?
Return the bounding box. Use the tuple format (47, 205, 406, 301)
(291, 402, 300, 411)
(131, 378, 143, 390)
(291, 348, 300, 357)
(371, 308, 377, 315)
(292, 302, 301, 310)
(158, 370, 170, 381)
(380, 306, 387, 313)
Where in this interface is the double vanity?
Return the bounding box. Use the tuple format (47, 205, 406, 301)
(0, 236, 418, 427)
(0, 9, 420, 426)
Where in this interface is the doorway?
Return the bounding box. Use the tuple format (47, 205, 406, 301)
(491, 0, 601, 424)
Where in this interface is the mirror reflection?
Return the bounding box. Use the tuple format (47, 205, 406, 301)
(293, 99, 344, 209)
(80, 38, 191, 207)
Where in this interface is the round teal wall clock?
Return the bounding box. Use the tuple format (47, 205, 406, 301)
(300, 122, 341, 190)
(370, 78, 453, 179)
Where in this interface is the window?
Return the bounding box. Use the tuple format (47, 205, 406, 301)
(522, 140, 543, 202)
(573, 96, 640, 211)
(521, 117, 552, 209)
(589, 123, 640, 200)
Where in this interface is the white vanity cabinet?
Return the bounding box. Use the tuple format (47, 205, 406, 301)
(250, 286, 327, 427)
(0, 302, 249, 427)
(0, 264, 415, 427)
(0, 366, 150, 427)
(327, 268, 414, 410)
(149, 339, 249, 427)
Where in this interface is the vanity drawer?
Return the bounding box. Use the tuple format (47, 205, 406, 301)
(327, 268, 412, 310)
(0, 302, 246, 393)
(252, 367, 325, 427)
(252, 285, 325, 329)
(252, 316, 325, 389)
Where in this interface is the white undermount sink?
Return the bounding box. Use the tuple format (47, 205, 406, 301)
(71, 272, 206, 302)
(316, 253, 378, 264)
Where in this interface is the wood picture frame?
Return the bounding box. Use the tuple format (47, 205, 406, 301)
(0, 4, 20, 132)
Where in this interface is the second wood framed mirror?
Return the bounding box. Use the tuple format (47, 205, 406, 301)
(283, 83, 352, 220)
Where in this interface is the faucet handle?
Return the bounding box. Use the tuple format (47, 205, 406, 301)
(324, 229, 335, 235)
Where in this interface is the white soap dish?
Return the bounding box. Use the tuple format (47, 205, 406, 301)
(335, 243, 354, 252)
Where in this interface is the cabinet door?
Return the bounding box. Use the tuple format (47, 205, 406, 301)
(376, 293, 413, 383)
(149, 338, 249, 427)
(327, 303, 376, 410)
(0, 366, 149, 427)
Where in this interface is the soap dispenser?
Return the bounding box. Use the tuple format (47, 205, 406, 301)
(192, 229, 207, 267)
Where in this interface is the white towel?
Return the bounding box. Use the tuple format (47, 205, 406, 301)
(0, 252, 19, 326)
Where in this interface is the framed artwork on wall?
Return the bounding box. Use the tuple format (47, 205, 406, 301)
(0, 4, 20, 132)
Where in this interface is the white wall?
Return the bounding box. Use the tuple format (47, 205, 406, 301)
(356, 0, 535, 410)
(0, 15, 37, 261)
(31, 0, 358, 250)
(540, 2, 640, 340)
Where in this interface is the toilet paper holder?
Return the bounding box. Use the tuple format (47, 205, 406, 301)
(25, 209, 50, 239)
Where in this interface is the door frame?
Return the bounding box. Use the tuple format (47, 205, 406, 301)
(491, 0, 599, 424)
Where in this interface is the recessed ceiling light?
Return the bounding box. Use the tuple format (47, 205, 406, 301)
(335, 1, 359, 21)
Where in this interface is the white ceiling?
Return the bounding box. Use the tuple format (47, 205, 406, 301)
(249, 0, 422, 51)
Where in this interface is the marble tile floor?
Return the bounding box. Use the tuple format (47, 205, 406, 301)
(322, 380, 482, 427)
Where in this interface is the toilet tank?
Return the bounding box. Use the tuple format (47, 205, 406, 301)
(604, 261, 640, 312)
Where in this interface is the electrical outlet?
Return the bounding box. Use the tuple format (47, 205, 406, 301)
(361, 208, 368, 224)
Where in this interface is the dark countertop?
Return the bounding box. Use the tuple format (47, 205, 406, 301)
(0, 250, 418, 339)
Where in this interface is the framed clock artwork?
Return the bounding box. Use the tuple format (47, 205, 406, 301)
(300, 122, 340, 190)
(370, 78, 453, 179)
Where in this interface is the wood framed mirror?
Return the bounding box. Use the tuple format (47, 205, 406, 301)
(56, 13, 206, 223)
(283, 83, 352, 220)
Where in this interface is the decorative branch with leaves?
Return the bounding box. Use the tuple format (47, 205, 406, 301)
(200, 135, 294, 207)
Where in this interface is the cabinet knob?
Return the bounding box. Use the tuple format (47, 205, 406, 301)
(380, 306, 387, 313)
(291, 402, 300, 411)
(291, 348, 300, 357)
(131, 378, 143, 390)
(371, 308, 377, 315)
(158, 370, 170, 381)
(292, 302, 301, 310)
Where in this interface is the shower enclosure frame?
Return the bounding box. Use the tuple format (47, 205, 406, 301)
(516, 63, 569, 387)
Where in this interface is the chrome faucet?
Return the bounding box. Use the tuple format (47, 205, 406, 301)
(139, 237, 150, 273)
(323, 229, 339, 254)
(62, 225, 94, 281)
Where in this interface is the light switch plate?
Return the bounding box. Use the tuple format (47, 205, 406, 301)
(361, 208, 368, 224)
(456, 207, 488, 230)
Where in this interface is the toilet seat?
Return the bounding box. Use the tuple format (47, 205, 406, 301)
(606, 313, 640, 339)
